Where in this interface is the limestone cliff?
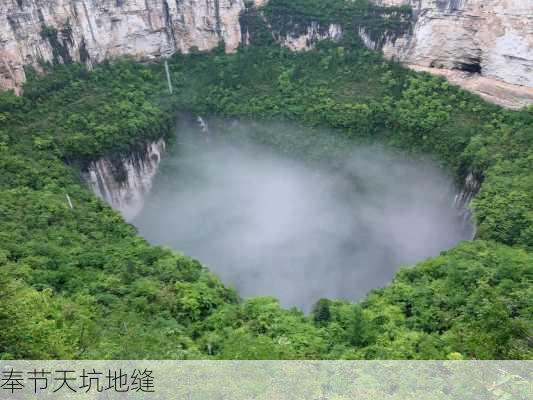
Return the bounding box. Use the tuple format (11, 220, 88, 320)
(1, 0, 532, 108)
(280, 22, 343, 52)
(259, 0, 533, 109)
(370, 0, 533, 108)
(0, 0, 263, 92)
(454, 171, 482, 239)
(83, 138, 165, 221)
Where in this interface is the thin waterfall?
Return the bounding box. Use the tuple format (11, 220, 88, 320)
(197, 116, 210, 143)
(454, 172, 482, 239)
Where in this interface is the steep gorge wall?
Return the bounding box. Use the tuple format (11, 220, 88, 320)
(1, 0, 532, 107)
(373, 0, 531, 84)
(0, 0, 264, 92)
(369, 0, 533, 108)
(83, 138, 165, 221)
(265, 0, 533, 109)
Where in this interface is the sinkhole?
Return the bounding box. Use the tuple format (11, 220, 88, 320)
(133, 117, 474, 311)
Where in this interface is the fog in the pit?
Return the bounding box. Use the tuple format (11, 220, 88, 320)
(133, 118, 473, 311)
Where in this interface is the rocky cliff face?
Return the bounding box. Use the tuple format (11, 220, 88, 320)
(454, 171, 482, 238)
(1, 0, 532, 108)
(83, 138, 165, 221)
(267, 0, 533, 109)
(0, 0, 264, 92)
(370, 0, 533, 108)
(280, 22, 343, 52)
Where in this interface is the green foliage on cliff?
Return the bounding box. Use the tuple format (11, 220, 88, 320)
(243, 0, 412, 47)
(0, 0, 531, 360)
(166, 42, 531, 249)
(7, 60, 177, 165)
(462, 112, 533, 249)
(197, 241, 532, 360)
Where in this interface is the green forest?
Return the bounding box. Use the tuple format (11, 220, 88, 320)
(0, 0, 531, 360)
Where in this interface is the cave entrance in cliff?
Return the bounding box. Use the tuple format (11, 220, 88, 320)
(130, 116, 474, 311)
(458, 61, 482, 74)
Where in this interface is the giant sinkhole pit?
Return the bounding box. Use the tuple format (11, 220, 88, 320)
(133, 117, 474, 311)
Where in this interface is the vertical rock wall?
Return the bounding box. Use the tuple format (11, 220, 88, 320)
(370, 0, 533, 108)
(83, 138, 165, 221)
(279, 22, 343, 52)
(0, 0, 266, 92)
(260, 0, 533, 109)
(1, 0, 532, 106)
(454, 172, 482, 238)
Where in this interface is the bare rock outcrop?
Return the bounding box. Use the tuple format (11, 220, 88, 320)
(280, 22, 343, 51)
(371, 0, 533, 108)
(0, 0, 265, 92)
(83, 138, 165, 221)
(276, 0, 533, 108)
(0, 0, 531, 108)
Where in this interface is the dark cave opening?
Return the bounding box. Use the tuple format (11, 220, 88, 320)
(428, 59, 482, 74)
(456, 60, 482, 74)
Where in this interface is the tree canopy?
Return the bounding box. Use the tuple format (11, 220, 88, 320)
(0, 0, 531, 360)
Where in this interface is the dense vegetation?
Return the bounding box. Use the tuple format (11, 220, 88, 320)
(250, 0, 412, 47)
(0, 0, 531, 359)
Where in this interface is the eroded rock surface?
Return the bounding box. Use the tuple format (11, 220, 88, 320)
(0, 0, 266, 91)
(1, 0, 531, 107)
(274, 0, 533, 108)
(372, 0, 533, 108)
(83, 138, 165, 221)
